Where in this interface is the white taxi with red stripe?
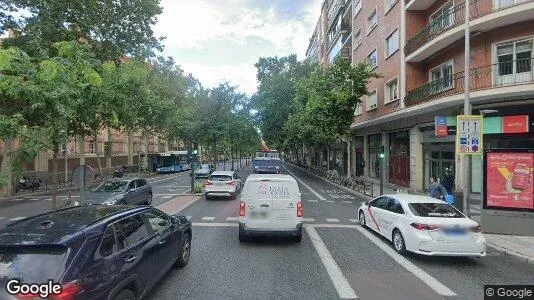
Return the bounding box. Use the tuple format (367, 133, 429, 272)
(238, 174, 303, 243)
(358, 194, 486, 257)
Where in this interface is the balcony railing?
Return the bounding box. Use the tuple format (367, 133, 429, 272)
(405, 0, 534, 57)
(404, 58, 534, 107)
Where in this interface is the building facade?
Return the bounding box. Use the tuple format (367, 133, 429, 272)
(307, 0, 534, 233)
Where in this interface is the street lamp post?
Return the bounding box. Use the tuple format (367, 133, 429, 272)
(462, 0, 472, 217)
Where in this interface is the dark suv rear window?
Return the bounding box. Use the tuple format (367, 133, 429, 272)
(408, 203, 464, 218)
(253, 159, 281, 166)
(209, 175, 232, 181)
(0, 246, 69, 282)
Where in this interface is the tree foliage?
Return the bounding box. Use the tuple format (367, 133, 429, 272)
(1, 0, 164, 62)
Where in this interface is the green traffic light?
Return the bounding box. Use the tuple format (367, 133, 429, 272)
(193, 150, 198, 154)
(379, 153, 385, 159)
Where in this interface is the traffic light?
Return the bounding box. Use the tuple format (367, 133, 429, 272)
(379, 145, 385, 159)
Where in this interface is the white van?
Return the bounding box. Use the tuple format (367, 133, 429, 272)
(238, 174, 303, 242)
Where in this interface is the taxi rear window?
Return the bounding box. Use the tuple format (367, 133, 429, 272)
(408, 203, 464, 218)
(247, 181, 297, 199)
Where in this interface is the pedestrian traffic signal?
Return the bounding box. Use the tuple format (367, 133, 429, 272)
(192, 149, 198, 155)
(379, 146, 385, 159)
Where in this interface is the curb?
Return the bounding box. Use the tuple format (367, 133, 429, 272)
(287, 163, 374, 201)
(486, 241, 534, 265)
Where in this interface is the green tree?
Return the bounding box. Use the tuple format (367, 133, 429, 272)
(2, 0, 164, 62)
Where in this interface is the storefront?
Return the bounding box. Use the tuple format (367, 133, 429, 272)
(368, 134, 382, 179)
(354, 136, 364, 177)
(421, 127, 456, 193)
(473, 109, 534, 235)
(388, 130, 410, 187)
(330, 141, 348, 176)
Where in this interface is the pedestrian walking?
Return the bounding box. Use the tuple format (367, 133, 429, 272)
(428, 177, 447, 200)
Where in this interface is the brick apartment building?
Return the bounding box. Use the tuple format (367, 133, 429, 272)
(308, 0, 534, 195)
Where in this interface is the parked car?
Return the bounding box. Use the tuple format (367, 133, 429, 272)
(238, 174, 303, 242)
(194, 164, 214, 179)
(0, 205, 191, 300)
(358, 194, 486, 257)
(204, 171, 242, 200)
(76, 178, 152, 206)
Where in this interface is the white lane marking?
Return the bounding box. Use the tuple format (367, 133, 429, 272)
(348, 219, 358, 223)
(308, 200, 319, 203)
(186, 216, 192, 220)
(325, 218, 340, 223)
(326, 200, 335, 203)
(354, 226, 457, 296)
(10, 217, 25, 221)
(284, 167, 327, 201)
(306, 227, 358, 300)
(201, 217, 215, 221)
(226, 217, 238, 221)
(342, 201, 353, 204)
(193, 222, 239, 227)
(302, 218, 316, 222)
(161, 195, 173, 199)
(306, 224, 360, 228)
(0, 217, 4, 220)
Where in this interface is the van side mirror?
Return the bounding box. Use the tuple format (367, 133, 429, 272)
(365, 201, 369, 206)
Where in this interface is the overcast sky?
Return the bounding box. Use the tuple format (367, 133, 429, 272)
(153, 0, 322, 95)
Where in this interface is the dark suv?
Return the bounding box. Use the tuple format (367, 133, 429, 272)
(0, 205, 192, 300)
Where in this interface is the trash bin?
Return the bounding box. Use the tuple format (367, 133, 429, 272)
(454, 191, 463, 212)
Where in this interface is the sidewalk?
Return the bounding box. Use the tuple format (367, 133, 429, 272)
(287, 162, 534, 265)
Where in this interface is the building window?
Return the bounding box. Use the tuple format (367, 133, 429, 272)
(495, 0, 526, 9)
(429, 60, 453, 93)
(495, 38, 533, 85)
(367, 9, 377, 35)
(385, 29, 399, 57)
(366, 90, 377, 111)
(367, 49, 378, 69)
(385, 78, 399, 103)
(354, 29, 362, 49)
(354, 0, 362, 15)
(429, 2, 454, 35)
(385, 0, 398, 12)
(354, 102, 362, 116)
(368, 134, 382, 179)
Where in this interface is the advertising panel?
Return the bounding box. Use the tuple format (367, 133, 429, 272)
(486, 152, 534, 210)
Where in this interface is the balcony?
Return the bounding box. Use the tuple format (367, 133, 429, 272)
(405, 0, 439, 10)
(404, 58, 534, 107)
(405, 0, 534, 62)
(327, 0, 347, 31)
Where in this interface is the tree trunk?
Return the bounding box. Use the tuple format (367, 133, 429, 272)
(213, 135, 217, 170)
(231, 148, 234, 171)
(94, 132, 103, 178)
(52, 146, 59, 210)
(1, 139, 14, 196)
(144, 134, 149, 171)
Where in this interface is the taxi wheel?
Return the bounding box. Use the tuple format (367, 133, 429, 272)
(205, 194, 211, 200)
(239, 231, 248, 243)
(293, 232, 302, 243)
(392, 229, 407, 255)
(359, 210, 366, 227)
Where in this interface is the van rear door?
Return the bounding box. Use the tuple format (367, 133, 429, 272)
(245, 179, 299, 229)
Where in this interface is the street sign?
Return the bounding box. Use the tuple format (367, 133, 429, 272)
(72, 165, 94, 188)
(456, 115, 483, 155)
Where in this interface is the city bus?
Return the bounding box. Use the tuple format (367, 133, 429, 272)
(154, 151, 191, 173)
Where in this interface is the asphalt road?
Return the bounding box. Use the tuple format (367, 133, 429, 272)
(146, 163, 534, 300)
(0, 160, 243, 228)
(1, 160, 533, 300)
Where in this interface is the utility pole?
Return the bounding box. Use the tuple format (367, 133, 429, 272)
(462, 0, 471, 217)
(379, 145, 385, 195)
(188, 141, 194, 193)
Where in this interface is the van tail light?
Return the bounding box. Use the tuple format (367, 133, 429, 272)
(239, 201, 246, 216)
(205, 180, 212, 186)
(410, 223, 439, 231)
(227, 180, 236, 186)
(297, 201, 303, 217)
(471, 225, 482, 233)
(49, 281, 84, 300)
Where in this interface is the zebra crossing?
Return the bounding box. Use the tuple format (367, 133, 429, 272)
(183, 215, 361, 224)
